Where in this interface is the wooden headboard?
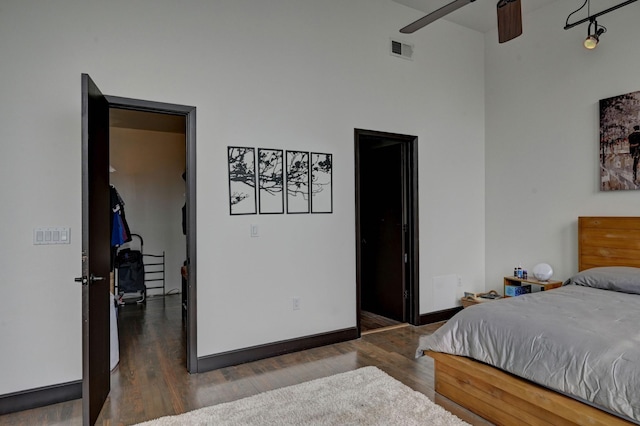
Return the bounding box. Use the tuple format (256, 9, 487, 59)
(578, 217, 640, 271)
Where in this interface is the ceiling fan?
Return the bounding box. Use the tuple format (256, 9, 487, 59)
(400, 0, 522, 43)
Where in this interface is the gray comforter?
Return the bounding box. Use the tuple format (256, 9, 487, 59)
(416, 285, 640, 423)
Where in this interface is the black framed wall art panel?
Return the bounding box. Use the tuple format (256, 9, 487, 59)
(599, 90, 640, 191)
(228, 146, 257, 215)
(286, 150, 310, 214)
(257, 148, 284, 214)
(311, 152, 332, 213)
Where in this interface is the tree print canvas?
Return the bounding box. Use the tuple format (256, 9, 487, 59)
(258, 148, 284, 214)
(286, 151, 309, 213)
(228, 146, 257, 214)
(311, 152, 332, 213)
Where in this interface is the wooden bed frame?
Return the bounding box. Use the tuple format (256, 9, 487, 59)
(427, 217, 639, 426)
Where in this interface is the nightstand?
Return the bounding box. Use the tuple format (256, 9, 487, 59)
(460, 290, 502, 308)
(503, 276, 562, 297)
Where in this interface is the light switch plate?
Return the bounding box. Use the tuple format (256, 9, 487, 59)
(34, 227, 70, 245)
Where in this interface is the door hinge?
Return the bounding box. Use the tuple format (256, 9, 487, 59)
(404, 253, 408, 263)
(403, 224, 408, 232)
(404, 290, 409, 299)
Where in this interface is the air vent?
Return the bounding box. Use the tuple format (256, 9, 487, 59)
(390, 39, 414, 60)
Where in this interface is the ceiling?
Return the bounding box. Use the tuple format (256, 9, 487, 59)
(392, 0, 625, 34)
(110, 108, 186, 134)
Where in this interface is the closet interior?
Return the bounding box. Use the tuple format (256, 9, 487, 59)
(108, 108, 187, 369)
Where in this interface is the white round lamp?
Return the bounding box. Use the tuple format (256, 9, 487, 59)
(532, 263, 553, 282)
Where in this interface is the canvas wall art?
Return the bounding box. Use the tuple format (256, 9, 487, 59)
(258, 148, 284, 214)
(311, 152, 333, 213)
(228, 146, 257, 214)
(600, 90, 640, 191)
(286, 151, 310, 213)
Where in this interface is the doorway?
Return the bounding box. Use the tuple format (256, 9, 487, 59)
(354, 129, 419, 334)
(81, 75, 197, 425)
(108, 108, 187, 365)
(105, 96, 197, 373)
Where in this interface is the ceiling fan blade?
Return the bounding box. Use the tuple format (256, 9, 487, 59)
(400, 0, 476, 34)
(497, 0, 522, 43)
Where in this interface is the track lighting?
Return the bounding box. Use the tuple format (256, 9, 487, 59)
(565, 0, 636, 49)
(584, 19, 606, 50)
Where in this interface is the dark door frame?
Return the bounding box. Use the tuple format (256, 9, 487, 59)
(354, 129, 419, 333)
(105, 95, 198, 373)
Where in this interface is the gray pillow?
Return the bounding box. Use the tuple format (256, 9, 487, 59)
(565, 266, 640, 295)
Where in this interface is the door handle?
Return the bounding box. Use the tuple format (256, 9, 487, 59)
(90, 274, 105, 283)
(74, 275, 105, 285)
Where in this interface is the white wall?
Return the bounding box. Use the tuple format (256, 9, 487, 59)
(0, 0, 485, 395)
(110, 128, 186, 296)
(485, 1, 640, 291)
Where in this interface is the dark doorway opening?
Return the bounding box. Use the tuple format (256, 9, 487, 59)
(108, 107, 188, 377)
(105, 96, 197, 373)
(354, 129, 419, 335)
(80, 73, 197, 425)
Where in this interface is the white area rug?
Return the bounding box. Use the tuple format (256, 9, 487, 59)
(136, 366, 470, 425)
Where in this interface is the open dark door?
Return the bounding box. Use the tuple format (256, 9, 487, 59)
(79, 74, 111, 425)
(355, 129, 419, 332)
(360, 142, 405, 321)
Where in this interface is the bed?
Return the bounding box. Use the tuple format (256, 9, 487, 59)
(417, 217, 640, 425)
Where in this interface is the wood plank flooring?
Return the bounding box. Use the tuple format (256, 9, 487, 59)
(0, 295, 491, 425)
(360, 310, 404, 333)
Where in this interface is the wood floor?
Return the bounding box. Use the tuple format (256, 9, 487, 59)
(0, 295, 491, 426)
(360, 310, 405, 333)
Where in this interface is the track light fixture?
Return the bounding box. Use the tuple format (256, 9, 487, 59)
(565, 0, 637, 49)
(584, 18, 606, 50)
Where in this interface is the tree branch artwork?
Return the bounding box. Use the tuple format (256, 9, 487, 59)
(228, 146, 257, 215)
(311, 152, 333, 213)
(258, 148, 284, 214)
(286, 151, 310, 213)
